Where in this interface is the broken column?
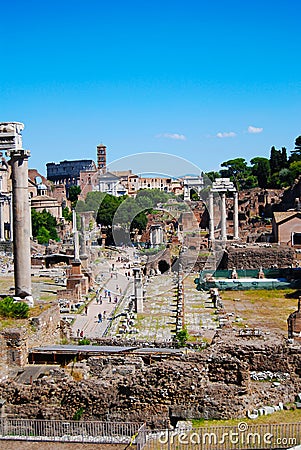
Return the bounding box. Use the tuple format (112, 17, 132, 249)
(133, 267, 144, 313)
(210, 178, 237, 242)
(66, 209, 89, 298)
(0, 122, 31, 298)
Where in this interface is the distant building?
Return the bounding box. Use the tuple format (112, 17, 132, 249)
(272, 211, 301, 246)
(46, 159, 96, 188)
(50, 144, 185, 201)
(123, 174, 182, 197)
(97, 144, 107, 172)
(96, 171, 127, 197)
(0, 153, 12, 241)
(31, 192, 62, 220)
(29, 168, 66, 220)
(182, 175, 204, 200)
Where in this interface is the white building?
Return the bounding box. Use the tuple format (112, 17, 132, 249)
(95, 171, 127, 197)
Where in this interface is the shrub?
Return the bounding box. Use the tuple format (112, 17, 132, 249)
(0, 296, 29, 319)
(78, 338, 90, 345)
(175, 327, 189, 347)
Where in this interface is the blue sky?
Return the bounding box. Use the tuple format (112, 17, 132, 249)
(1, 0, 301, 176)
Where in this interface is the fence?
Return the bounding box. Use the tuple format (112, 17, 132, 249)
(139, 423, 301, 450)
(0, 418, 144, 444)
(1, 419, 300, 448)
(199, 268, 301, 280)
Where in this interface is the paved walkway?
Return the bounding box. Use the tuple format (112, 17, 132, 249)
(71, 248, 136, 339)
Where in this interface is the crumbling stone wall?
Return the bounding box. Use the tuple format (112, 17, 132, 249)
(28, 304, 60, 347)
(145, 248, 171, 275)
(225, 246, 294, 269)
(0, 328, 28, 375)
(0, 331, 300, 426)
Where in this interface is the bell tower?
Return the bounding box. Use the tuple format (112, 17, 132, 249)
(97, 144, 107, 173)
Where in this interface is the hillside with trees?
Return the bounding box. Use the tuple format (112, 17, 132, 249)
(207, 135, 301, 190)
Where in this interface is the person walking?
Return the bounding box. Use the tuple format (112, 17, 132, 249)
(98, 312, 102, 323)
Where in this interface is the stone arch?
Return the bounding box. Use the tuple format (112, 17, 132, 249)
(158, 260, 170, 273)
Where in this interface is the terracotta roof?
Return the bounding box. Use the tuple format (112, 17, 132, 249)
(273, 211, 301, 224)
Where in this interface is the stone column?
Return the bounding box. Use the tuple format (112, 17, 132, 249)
(209, 191, 215, 242)
(9, 150, 32, 297)
(79, 214, 89, 268)
(183, 183, 189, 201)
(80, 215, 87, 254)
(72, 209, 80, 261)
(0, 200, 4, 241)
(9, 194, 13, 241)
(233, 191, 239, 240)
(133, 268, 143, 313)
(221, 192, 227, 241)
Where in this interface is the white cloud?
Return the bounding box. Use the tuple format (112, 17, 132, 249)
(156, 133, 186, 140)
(248, 125, 263, 134)
(216, 131, 236, 138)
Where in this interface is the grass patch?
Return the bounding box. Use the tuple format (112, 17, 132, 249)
(221, 289, 298, 333)
(192, 408, 301, 427)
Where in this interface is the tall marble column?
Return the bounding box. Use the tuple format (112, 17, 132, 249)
(209, 191, 215, 242)
(233, 191, 239, 240)
(221, 192, 227, 241)
(9, 149, 32, 296)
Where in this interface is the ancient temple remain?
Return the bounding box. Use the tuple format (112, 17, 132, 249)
(0, 122, 32, 298)
(209, 178, 239, 242)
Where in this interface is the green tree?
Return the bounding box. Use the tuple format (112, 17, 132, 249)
(136, 189, 172, 209)
(31, 209, 59, 244)
(289, 160, 301, 180)
(289, 136, 301, 163)
(278, 168, 293, 187)
(76, 192, 109, 215)
(62, 207, 72, 222)
(68, 185, 81, 208)
(97, 194, 124, 226)
(281, 147, 288, 167)
(220, 158, 252, 190)
(205, 171, 220, 182)
(175, 328, 189, 347)
(250, 157, 271, 188)
(270, 146, 284, 174)
(36, 226, 50, 244)
(131, 211, 148, 232)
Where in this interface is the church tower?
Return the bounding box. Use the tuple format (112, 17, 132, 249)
(97, 144, 107, 173)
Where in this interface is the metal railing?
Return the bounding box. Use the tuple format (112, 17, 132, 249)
(0, 418, 144, 444)
(1, 419, 300, 448)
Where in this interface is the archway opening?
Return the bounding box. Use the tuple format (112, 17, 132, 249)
(158, 260, 170, 274)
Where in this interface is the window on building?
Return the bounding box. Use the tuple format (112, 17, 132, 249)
(293, 232, 301, 246)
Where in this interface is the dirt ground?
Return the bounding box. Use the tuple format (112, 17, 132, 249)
(220, 288, 299, 334)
